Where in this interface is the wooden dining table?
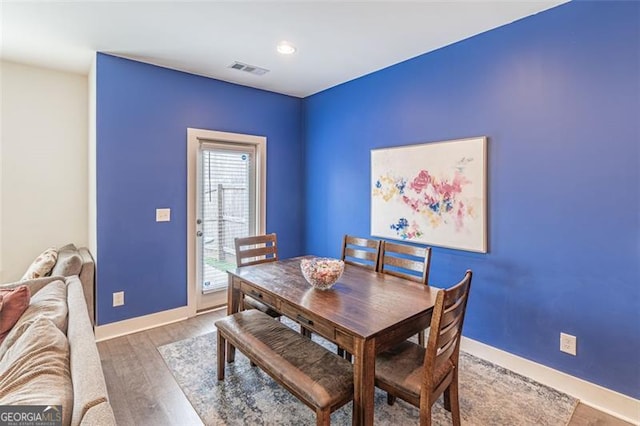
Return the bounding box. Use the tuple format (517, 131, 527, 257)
(226, 255, 439, 426)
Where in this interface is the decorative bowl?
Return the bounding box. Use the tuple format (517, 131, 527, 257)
(300, 258, 344, 290)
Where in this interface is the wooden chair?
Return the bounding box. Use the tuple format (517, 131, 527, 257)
(340, 235, 381, 270)
(379, 240, 432, 346)
(337, 235, 382, 359)
(293, 235, 382, 346)
(235, 233, 313, 338)
(235, 233, 279, 267)
(234, 234, 280, 318)
(374, 270, 473, 426)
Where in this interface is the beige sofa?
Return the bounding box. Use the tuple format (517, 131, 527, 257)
(0, 245, 116, 425)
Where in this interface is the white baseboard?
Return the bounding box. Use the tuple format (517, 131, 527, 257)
(95, 306, 191, 342)
(461, 337, 640, 425)
(196, 305, 227, 315)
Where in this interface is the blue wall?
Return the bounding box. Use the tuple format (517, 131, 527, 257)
(303, 1, 639, 398)
(96, 54, 304, 325)
(95, 1, 639, 399)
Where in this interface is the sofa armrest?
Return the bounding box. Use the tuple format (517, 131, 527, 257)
(79, 401, 116, 426)
(77, 248, 95, 327)
(67, 276, 114, 426)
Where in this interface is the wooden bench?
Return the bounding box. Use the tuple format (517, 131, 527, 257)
(216, 309, 354, 425)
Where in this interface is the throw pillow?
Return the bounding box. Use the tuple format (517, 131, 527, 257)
(21, 248, 58, 281)
(11, 280, 68, 335)
(0, 285, 31, 344)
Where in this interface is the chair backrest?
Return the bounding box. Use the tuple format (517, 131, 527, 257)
(422, 270, 472, 397)
(340, 235, 381, 270)
(379, 241, 431, 285)
(234, 233, 278, 267)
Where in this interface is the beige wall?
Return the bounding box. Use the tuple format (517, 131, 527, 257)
(0, 61, 88, 281)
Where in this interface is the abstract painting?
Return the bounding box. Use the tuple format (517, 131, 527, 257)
(371, 137, 487, 253)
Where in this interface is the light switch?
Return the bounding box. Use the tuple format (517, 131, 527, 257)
(156, 208, 171, 222)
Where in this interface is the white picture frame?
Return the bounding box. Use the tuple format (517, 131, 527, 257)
(371, 136, 487, 253)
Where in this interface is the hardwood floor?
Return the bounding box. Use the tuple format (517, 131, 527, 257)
(569, 405, 633, 426)
(97, 309, 632, 426)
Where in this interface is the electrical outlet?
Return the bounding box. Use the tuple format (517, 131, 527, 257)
(113, 291, 125, 307)
(156, 208, 171, 222)
(560, 332, 577, 356)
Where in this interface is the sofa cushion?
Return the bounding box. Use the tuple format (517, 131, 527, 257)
(17, 279, 68, 333)
(0, 276, 64, 296)
(58, 243, 78, 252)
(0, 317, 73, 426)
(21, 247, 58, 280)
(0, 280, 68, 359)
(51, 252, 82, 277)
(0, 285, 31, 344)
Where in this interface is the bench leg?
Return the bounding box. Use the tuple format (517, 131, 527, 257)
(217, 330, 226, 380)
(316, 408, 331, 426)
(386, 393, 396, 405)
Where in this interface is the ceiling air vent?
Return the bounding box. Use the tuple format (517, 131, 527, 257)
(228, 61, 269, 76)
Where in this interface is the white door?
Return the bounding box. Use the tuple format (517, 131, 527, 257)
(187, 129, 266, 313)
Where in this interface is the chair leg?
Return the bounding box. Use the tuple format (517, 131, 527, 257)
(445, 378, 461, 426)
(301, 325, 312, 337)
(386, 392, 396, 406)
(226, 341, 235, 363)
(419, 401, 432, 426)
(241, 295, 247, 312)
(217, 331, 226, 380)
(418, 330, 425, 347)
(316, 408, 330, 426)
(336, 347, 353, 361)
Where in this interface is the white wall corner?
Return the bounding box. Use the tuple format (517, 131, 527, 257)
(461, 337, 640, 425)
(88, 53, 97, 258)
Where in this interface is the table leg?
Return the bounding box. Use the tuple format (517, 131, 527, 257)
(217, 330, 226, 380)
(226, 274, 240, 363)
(352, 337, 376, 426)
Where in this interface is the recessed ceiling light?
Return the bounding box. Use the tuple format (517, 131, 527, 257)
(277, 41, 296, 55)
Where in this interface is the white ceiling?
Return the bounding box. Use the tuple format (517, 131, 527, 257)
(1, 1, 568, 98)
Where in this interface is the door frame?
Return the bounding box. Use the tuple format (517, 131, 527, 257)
(186, 128, 266, 316)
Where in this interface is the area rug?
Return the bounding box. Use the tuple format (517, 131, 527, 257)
(158, 327, 578, 425)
